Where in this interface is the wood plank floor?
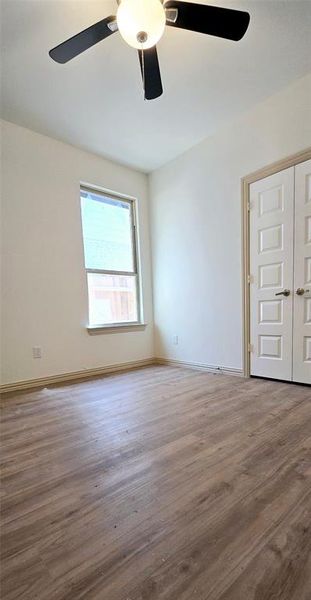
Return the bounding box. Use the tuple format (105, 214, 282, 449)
(1, 365, 311, 600)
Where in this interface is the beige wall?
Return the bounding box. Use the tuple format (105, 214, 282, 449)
(150, 74, 311, 371)
(2, 74, 311, 385)
(1, 120, 154, 385)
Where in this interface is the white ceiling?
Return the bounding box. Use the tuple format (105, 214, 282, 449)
(1, 0, 311, 172)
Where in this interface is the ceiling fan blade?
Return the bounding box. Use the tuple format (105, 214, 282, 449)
(164, 1, 250, 41)
(138, 46, 163, 100)
(49, 16, 117, 63)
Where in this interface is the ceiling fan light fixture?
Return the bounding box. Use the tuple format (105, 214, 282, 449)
(117, 0, 166, 50)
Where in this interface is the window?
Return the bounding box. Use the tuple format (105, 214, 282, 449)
(80, 186, 141, 328)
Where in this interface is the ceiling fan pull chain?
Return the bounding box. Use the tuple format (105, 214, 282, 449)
(141, 45, 146, 101)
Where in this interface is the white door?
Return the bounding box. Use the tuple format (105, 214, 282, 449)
(249, 167, 294, 380)
(293, 159, 311, 384)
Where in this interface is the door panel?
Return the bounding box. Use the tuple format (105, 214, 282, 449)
(250, 168, 294, 380)
(293, 159, 311, 384)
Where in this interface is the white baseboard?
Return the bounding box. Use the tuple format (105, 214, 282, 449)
(0, 358, 156, 394)
(155, 357, 244, 377)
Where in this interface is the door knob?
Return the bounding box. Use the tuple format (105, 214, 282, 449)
(296, 288, 305, 295)
(275, 289, 290, 297)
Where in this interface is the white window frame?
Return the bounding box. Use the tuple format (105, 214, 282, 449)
(80, 184, 144, 333)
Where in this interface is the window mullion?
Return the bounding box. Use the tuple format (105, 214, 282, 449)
(86, 268, 137, 276)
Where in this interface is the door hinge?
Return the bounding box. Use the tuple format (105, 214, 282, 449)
(248, 343, 253, 353)
(247, 274, 253, 284)
(247, 200, 251, 212)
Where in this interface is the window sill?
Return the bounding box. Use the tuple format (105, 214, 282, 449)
(87, 323, 147, 335)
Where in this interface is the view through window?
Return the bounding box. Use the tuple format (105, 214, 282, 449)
(80, 187, 140, 326)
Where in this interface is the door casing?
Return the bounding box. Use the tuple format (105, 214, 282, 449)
(241, 147, 311, 378)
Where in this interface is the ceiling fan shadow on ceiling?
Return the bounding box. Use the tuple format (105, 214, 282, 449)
(49, 0, 250, 101)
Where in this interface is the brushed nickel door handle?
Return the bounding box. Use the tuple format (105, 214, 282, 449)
(275, 289, 290, 297)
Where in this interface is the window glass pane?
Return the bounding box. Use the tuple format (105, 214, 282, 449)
(87, 273, 138, 325)
(81, 190, 134, 272)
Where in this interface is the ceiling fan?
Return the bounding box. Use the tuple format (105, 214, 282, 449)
(49, 0, 250, 100)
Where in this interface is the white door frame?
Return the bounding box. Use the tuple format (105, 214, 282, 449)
(241, 147, 311, 378)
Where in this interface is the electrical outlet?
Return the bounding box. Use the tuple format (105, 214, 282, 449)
(32, 346, 42, 359)
(173, 335, 178, 345)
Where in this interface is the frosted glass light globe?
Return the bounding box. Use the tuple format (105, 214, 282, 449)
(117, 0, 166, 50)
